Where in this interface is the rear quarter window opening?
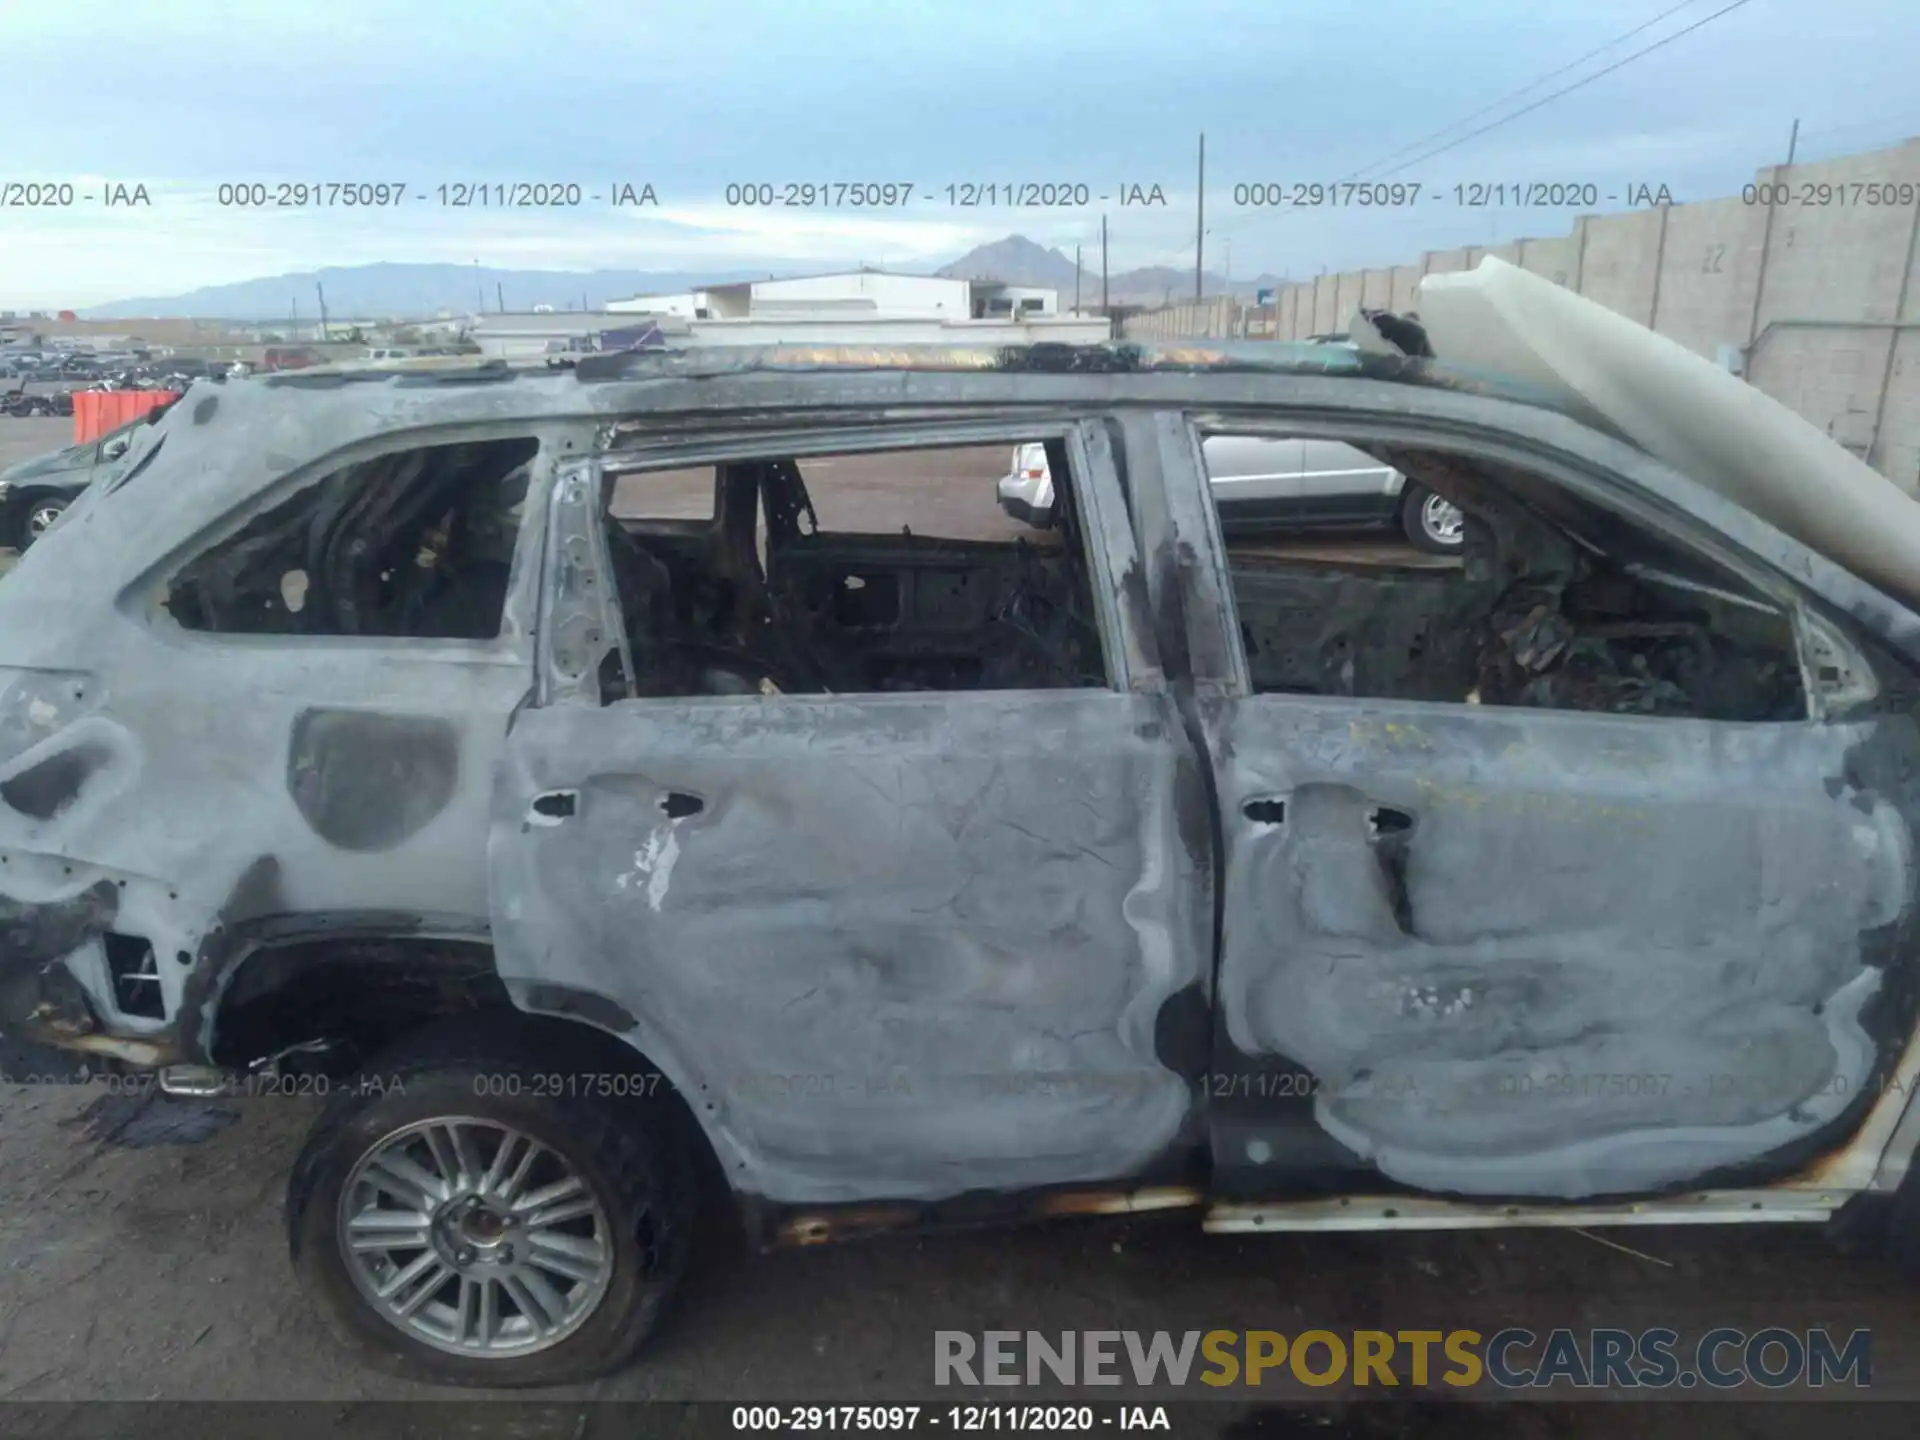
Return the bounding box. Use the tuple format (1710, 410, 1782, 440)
(1204, 427, 1808, 722)
(596, 438, 1109, 699)
(160, 436, 538, 640)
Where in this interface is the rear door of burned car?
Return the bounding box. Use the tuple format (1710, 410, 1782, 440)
(1125, 396, 1920, 1209)
(485, 417, 1214, 1215)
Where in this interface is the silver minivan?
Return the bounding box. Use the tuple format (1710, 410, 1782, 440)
(997, 434, 1465, 551)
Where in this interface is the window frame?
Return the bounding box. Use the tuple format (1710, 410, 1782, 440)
(1177, 407, 1842, 722)
(542, 413, 1146, 705)
(128, 422, 567, 663)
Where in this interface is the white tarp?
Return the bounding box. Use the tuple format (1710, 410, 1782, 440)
(1408, 256, 1920, 606)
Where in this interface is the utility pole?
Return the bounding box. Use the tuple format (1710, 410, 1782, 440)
(497, 281, 505, 313)
(1100, 215, 1109, 314)
(314, 282, 327, 337)
(473, 259, 483, 313)
(1747, 118, 1802, 348)
(1223, 240, 1233, 341)
(1074, 244, 1082, 313)
(1194, 132, 1206, 302)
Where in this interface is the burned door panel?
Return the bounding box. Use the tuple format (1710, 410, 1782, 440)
(489, 692, 1208, 1205)
(1207, 694, 1915, 1200)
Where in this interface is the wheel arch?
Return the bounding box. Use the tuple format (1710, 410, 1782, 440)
(205, 932, 733, 1198)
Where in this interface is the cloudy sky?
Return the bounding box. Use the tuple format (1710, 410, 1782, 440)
(0, 0, 1913, 307)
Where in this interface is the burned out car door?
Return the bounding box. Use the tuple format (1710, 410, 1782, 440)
(485, 422, 1213, 1213)
(1129, 400, 1920, 1207)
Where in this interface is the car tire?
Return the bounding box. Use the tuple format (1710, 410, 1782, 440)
(15, 495, 68, 549)
(1398, 483, 1466, 554)
(287, 1018, 695, 1388)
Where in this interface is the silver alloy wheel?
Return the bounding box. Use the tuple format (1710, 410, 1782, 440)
(338, 1117, 615, 1358)
(1418, 492, 1465, 547)
(25, 501, 65, 539)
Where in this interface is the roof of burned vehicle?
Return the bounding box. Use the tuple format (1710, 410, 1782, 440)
(259, 340, 1572, 413)
(23, 341, 1589, 575)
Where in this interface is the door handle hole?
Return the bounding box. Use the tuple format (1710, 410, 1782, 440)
(660, 791, 704, 819)
(1242, 799, 1287, 825)
(530, 790, 577, 821)
(1369, 805, 1412, 836)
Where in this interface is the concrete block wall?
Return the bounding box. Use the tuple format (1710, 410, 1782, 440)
(1122, 138, 1920, 491)
(1389, 264, 1424, 314)
(1646, 197, 1765, 358)
(1515, 234, 1578, 288)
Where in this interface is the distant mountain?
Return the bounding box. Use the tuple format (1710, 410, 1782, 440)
(936, 235, 1086, 291)
(938, 234, 1286, 305)
(78, 262, 796, 321)
(79, 240, 1288, 320)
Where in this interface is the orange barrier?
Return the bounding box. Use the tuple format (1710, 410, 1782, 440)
(72, 389, 181, 444)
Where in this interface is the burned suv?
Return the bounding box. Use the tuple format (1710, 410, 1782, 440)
(3, 325, 1920, 1388)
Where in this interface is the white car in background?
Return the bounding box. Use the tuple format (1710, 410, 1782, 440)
(997, 435, 1466, 553)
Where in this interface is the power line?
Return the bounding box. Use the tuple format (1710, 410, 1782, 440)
(1200, 0, 1758, 247)
(1344, 0, 1710, 183)
(1156, 0, 1761, 290)
(1368, 0, 1759, 182)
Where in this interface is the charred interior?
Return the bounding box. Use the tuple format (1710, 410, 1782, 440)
(599, 438, 1109, 698)
(162, 437, 535, 639)
(1219, 438, 1806, 720)
(150, 421, 1807, 721)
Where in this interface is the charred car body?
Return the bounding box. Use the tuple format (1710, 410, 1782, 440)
(3, 325, 1920, 1386)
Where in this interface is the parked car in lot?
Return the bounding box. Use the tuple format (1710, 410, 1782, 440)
(0, 412, 161, 548)
(0, 381, 77, 419)
(4, 319, 1920, 1388)
(0, 384, 54, 418)
(997, 433, 1466, 552)
(261, 345, 324, 372)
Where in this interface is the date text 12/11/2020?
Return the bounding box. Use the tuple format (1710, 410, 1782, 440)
(3, 177, 1712, 211)
(730, 1405, 1173, 1432)
(1227, 181, 1678, 208)
(206, 182, 662, 208)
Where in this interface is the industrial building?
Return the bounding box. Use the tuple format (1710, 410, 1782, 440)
(466, 311, 688, 360)
(605, 268, 1108, 346)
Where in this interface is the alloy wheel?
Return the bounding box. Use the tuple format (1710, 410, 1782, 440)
(1418, 492, 1465, 547)
(337, 1117, 615, 1358)
(26, 502, 65, 539)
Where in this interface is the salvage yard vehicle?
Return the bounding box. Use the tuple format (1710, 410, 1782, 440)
(10, 265, 1920, 1387)
(0, 382, 58, 418)
(996, 431, 1467, 552)
(0, 410, 170, 549)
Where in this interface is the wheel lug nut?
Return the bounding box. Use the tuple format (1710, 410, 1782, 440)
(457, 1247, 475, 1264)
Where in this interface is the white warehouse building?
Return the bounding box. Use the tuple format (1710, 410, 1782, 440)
(606, 269, 1107, 346)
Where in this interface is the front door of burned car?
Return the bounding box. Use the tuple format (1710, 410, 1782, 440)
(1132, 406, 1920, 1206)
(486, 423, 1213, 1216)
